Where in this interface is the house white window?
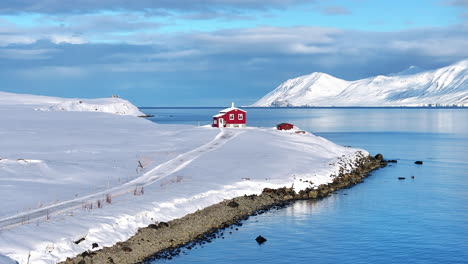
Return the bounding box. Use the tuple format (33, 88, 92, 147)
(213, 119, 218, 124)
(229, 114, 235, 120)
(238, 114, 243, 120)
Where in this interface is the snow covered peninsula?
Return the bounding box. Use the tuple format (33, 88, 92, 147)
(252, 59, 468, 107)
(0, 91, 145, 116)
(0, 92, 382, 264)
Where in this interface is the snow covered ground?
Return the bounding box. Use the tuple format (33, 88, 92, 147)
(252, 59, 468, 107)
(0, 91, 144, 116)
(0, 92, 368, 264)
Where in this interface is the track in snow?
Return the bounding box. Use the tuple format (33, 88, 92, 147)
(0, 129, 243, 229)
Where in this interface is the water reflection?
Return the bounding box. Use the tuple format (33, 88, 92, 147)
(283, 195, 342, 219)
(142, 108, 468, 135)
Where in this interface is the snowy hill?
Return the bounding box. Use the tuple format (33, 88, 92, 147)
(388, 66, 425, 76)
(252, 59, 468, 107)
(0, 92, 371, 264)
(0, 91, 145, 116)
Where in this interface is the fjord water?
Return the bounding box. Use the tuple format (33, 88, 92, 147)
(142, 108, 468, 264)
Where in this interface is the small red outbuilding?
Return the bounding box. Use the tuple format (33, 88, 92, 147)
(212, 103, 246, 128)
(277, 123, 294, 130)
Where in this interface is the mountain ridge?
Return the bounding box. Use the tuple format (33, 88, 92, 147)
(252, 59, 468, 107)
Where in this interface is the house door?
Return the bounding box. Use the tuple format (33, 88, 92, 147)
(218, 118, 224, 127)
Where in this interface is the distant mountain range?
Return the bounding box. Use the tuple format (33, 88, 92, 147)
(252, 59, 468, 107)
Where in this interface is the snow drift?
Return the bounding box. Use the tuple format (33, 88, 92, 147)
(0, 91, 144, 116)
(252, 59, 468, 107)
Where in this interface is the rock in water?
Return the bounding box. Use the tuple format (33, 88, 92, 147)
(255, 235, 267, 245)
(92, 243, 98, 249)
(398, 177, 406, 180)
(415, 161, 423, 165)
(375, 154, 384, 161)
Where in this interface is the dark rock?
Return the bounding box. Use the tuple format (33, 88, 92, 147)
(387, 160, 398, 163)
(262, 188, 276, 193)
(92, 243, 98, 249)
(148, 224, 158, 229)
(227, 200, 239, 208)
(398, 177, 406, 180)
(78, 260, 86, 264)
(107, 257, 115, 264)
(374, 154, 384, 161)
(74, 237, 85, 244)
(80, 251, 93, 258)
(411, 176, 415, 179)
(158, 222, 169, 228)
(415, 161, 423, 165)
(121, 246, 133, 252)
(255, 235, 267, 245)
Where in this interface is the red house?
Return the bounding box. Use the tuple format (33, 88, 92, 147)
(212, 103, 247, 128)
(277, 123, 294, 130)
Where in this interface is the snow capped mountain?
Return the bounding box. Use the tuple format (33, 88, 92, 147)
(389, 66, 426, 76)
(252, 59, 468, 107)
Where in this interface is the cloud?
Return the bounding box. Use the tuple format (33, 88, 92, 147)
(0, 13, 166, 46)
(179, 26, 342, 56)
(16, 66, 88, 78)
(0, 0, 310, 14)
(0, 48, 58, 59)
(3, 25, 467, 71)
(0, 35, 36, 46)
(57, 13, 164, 33)
(445, 0, 468, 7)
(179, 10, 256, 21)
(1, 24, 467, 105)
(320, 6, 352, 15)
(50, 35, 87, 44)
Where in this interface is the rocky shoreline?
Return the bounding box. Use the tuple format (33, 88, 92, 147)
(62, 154, 387, 264)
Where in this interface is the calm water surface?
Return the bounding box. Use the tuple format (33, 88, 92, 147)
(141, 107, 468, 264)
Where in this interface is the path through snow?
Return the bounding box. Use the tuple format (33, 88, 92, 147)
(0, 129, 243, 230)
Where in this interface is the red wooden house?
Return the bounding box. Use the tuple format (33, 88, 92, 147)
(277, 123, 294, 130)
(212, 103, 247, 128)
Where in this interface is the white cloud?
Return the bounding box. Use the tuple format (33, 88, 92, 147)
(17, 66, 88, 78)
(0, 48, 58, 59)
(390, 38, 468, 57)
(0, 35, 36, 46)
(50, 35, 87, 44)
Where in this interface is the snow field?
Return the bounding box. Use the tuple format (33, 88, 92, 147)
(0, 93, 368, 264)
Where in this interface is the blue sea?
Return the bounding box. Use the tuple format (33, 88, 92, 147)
(141, 107, 468, 264)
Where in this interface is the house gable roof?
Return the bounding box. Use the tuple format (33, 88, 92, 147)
(219, 102, 246, 113)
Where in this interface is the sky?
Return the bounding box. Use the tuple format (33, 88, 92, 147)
(0, 0, 467, 106)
